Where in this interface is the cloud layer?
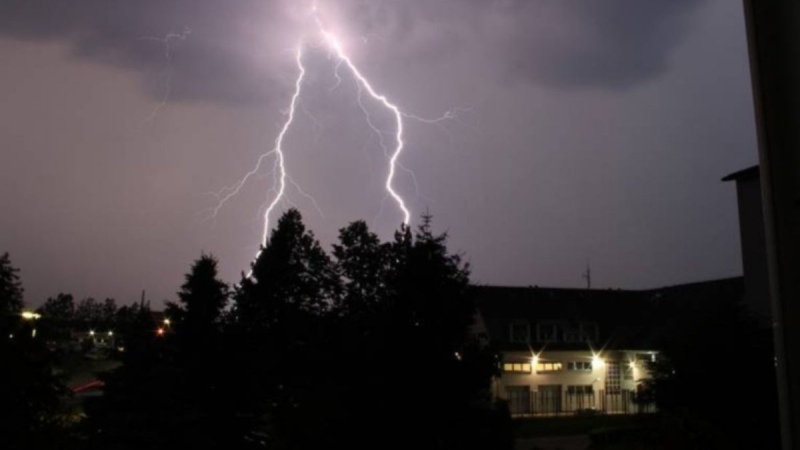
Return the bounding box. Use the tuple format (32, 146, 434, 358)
(0, 0, 705, 103)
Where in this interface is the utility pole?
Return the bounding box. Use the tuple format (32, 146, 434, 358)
(582, 264, 592, 290)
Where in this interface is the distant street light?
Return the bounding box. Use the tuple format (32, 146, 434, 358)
(20, 311, 41, 320)
(20, 311, 41, 338)
(156, 327, 165, 337)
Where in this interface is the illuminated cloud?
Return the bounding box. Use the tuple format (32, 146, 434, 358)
(0, 0, 706, 103)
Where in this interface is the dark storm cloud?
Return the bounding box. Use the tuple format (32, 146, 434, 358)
(0, 0, 293, 104)
(0, 0, 706, 103)
(490, 0, 706, 89)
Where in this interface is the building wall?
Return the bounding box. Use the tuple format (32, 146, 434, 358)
(735, 176, 772, 321)
(495, 349, 656, 414)
(498, 350, 651, 393)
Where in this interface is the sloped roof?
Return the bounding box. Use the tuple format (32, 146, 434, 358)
(722, 165, 759, 182)
(471, 277, 744, 351)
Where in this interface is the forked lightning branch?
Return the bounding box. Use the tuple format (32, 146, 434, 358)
(211, 8, 455, 256)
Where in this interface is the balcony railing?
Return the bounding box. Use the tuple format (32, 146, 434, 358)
(506, 389, 657, 417)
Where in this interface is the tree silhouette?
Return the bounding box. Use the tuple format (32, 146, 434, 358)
(0, 252, 24, 334)
(235, 209, 338, 329)
(325, 215, 510, 450)
(74, 298, 98, 328)
(332, 220, 388, 317)
(378, 214, 505, 449)
(0, 253, 69, 450)
(76, 212, 511, 449)
(646, 295, 780, 449)
(231, 209, 340, 448)
(100, 298, 118, 330)
(171, 253, 228, 360)
(37, 293, 75, 342)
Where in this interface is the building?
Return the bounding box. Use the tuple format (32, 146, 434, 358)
(472, 278, 743, 416)
(722, 166, 772, 323)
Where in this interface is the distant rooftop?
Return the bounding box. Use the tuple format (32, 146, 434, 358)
(722, 165, 759, 182)
(471, 277, 744, 351)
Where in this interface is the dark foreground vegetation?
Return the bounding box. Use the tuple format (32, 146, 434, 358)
(0, 209, 781, 449)
(1, 210, 512, 450)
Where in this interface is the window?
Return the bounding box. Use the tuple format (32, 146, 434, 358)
(505, 385, 531, 414)
(509, 321, 530, 343)
(624, 363, 634, 380)
(536, 362, 563, 373)
(567, 385, 593, 395)
(563, 331, 580, 342)
(579, 322, 599, 342)
(605, 361, 621, 394)
(537, 322, 559, 342)
(636, 352, 656, 363)
(567, 361, 593, 371)
(503, 362, 532, 373)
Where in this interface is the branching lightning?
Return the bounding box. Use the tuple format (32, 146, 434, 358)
(212, 46, 308, 247)
(317, 26, 411, 226)
(212, 5, 462, 267)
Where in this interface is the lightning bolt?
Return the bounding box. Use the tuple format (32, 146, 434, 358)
(317, 25, 411, 226)
(318, 24, 460, 229)
(212, 7, 463, 272)
(211, 46, 308, 248)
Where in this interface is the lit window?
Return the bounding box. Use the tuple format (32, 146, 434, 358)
(536, 362, 563, 373)
(503, 362, 532, 373)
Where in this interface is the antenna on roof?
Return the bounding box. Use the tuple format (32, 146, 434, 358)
(582, 263, 592, 290)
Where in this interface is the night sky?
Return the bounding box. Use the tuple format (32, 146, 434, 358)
(0, 0, 757, 307)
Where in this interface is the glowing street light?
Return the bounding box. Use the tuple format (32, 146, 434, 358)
(20, 311, 41, 338)
(20, 311, 41, 320)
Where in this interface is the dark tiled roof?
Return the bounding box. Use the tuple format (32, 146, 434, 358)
(471, 277, 744, 351)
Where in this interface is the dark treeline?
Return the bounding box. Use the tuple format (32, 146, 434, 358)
(37, 295, 120, 341)
(1, 210, 512, 449)
(643, 292, 780, 450)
